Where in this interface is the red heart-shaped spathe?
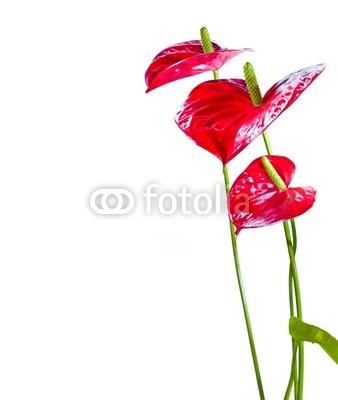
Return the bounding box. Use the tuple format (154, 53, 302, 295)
(227, 155, 316, 234)
(145, 40, 250, 93)
(175, 64, 326, 165)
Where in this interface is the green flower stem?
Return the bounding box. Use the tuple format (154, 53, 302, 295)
(284, 341, 300, 400)
(244, 62, 304, 400)
(224, 165, 265, 400)
(264, 128, 303, 400)
(262, 131, 273, 155)
(288, 218, 299, 400)
(289, 265, 299, 400)
(283, 221, 304, 400)
(263, 128, 302, 400)
(202, 29, 265, 399)
(262, 129, 301, 398)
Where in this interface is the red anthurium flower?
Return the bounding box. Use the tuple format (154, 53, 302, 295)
(175, 64, 326, 165)
(227, 155, 316, 234)
(145, 40, 251, 93)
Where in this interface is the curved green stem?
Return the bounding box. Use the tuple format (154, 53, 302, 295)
(262, 129, 303, 400)
(262, 131, 273, 155)
(283, 220, 304, 400)
(202, 34, 265, 399)
(245, 64, 304, 400)
(288, 265, 298, 400)
(284, 341, 299, 400)
(224, 165, 265, 400)
(290, 219, 298, 253)
(288, 218, 298, 400)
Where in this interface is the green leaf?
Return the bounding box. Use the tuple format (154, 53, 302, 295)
(289, 317, 338, 364)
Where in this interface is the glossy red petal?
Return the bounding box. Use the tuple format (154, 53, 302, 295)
(227, 156, 316, 234)
(145, 40, 250, 93)
(175, 64, 326, 165)
(175, 79, 254, 164)
(262, 64, 326, 122)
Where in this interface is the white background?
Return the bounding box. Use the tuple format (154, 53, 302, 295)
(0, 1, 337, 399)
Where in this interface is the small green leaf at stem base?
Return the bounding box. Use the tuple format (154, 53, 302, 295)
(289, 317, 338, 365)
